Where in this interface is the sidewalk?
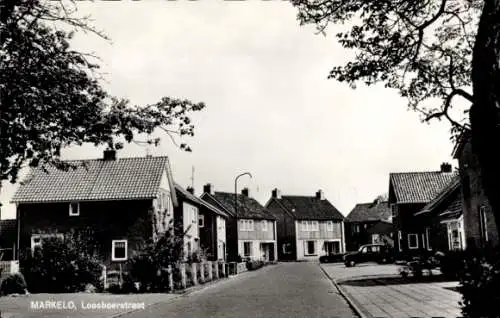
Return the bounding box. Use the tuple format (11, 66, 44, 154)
(321, 263, 462, 318)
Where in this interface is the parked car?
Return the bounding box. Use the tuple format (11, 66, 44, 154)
(319, 253, 345, 263)
(343, 244, 393, 267)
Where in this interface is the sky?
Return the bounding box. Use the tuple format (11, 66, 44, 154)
(0, 0, 457, 219)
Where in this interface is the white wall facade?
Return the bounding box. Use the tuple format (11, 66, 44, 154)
(294, 220, 345, 261)
(216, 215, 227, 260)
(183, 202, 199, 257)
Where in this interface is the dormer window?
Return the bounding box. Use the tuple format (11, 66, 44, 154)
(69, 202, 80, 216)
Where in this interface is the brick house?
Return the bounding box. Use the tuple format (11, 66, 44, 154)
(453, 131, 499, 248)
(265, 189, 345, 261)
(174, 184, 228, 261)
(389, 163, 457, 254)
(414, 177, 464, 252)
(0, 219, 17, 261)
(345, 198, 393, 252)
(201, 184, 277, 262)
(10, 150, 178, 268)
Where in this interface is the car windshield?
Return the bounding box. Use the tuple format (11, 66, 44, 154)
(358, 245, 367, 252)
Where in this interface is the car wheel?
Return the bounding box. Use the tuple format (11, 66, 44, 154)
(349, 260, 355, 267)
(381, 257, 387, 264)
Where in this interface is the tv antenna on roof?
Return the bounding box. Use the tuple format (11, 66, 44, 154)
(190, 166, 195, 189)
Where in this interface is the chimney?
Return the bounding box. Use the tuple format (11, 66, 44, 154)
(103, 149, 116, 161)
(440, 162, 452, 173)
(203, 183, 213, 195)
(241, 187, 249, 197)
(316, 190, 325, 200)
(186, 187, 195, 195)
(272, 188, 282, 199)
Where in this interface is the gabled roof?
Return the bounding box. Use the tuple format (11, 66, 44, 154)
(366, 220, 394, 235)
(204, 192, 275, 220)
(174, 184, 228, 218)
(389, 171, 458, 204)
(273, 195, 344, 221)
(11, 156, 177, 204)
(346, 200, 391, 223)
(438, 195, 463, 221)
(416, 176, 461, 216)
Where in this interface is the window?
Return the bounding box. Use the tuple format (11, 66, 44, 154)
(262, 220, 268, 231)
(301, 221, 318, 231)
(354, 224, 360, 233)
(305, 241, 316, 255)
(326, 221, 334, 231)
(69, 202, 80, 216)
(240, 219, 254, 231)
(311, 221, 319, 231)
(112, 240, 128, 261)
(408, 234, 419, 249)
(391, 204, 397, 218)
(360, 246, 368, 254)
(31, 233, 64, 251)
(398, 231, 402, 252)
(479, 205, 488, 242)
(243, 242, 252, 257)
(425, 228, 431, 250)
(301, 221, 309, 231)
(199, 214, 204, 228)
(371, 245, 380, 253)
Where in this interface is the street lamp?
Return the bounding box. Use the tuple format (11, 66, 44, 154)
(234, 172, 252, 260)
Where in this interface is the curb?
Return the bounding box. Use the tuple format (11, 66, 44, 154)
(318, 264, 371, 318)
(108, 264, 279, 318)
(107, 276, 232, 318)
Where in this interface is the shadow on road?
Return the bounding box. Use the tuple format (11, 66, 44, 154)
(339, 275, 458, 287)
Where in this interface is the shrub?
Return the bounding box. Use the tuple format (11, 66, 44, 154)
(439, 250, 467, 279)
(0, 273, 27, 295)
(22, 231, 103, 293)
(246, 260, 264, 271)
(127, 222, 184, 292)
(458, 247, 500, 318)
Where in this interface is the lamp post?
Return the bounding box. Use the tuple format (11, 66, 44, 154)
(234, 172, 252, 260)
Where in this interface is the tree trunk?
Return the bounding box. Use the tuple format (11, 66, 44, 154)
(470, 0, 500, 241)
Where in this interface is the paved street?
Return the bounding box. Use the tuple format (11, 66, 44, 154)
(121, 262, 358, 318)
(322, 262, 462, 318)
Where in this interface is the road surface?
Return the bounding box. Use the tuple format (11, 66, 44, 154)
(121, 262, 358, 318)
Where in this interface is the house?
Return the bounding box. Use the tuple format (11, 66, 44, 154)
(0, 219, 17, 261)
(414, 177, 465, 252)
(453, 131, 499, 248)
(345, 198, 393, 251)
(201, 184, 277, 262)
(10, 150, 178, 268)
(265, 189, 345, 261)
(388, 163, 458, 254)
(174, 184, 228, 261)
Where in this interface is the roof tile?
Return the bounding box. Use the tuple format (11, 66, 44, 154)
(11, 156, 169, 203)
(390, 171, 458, 204)
(276, 196, 344, 220)
(211, 192, 275, 220)
(346, 201, 391, 223)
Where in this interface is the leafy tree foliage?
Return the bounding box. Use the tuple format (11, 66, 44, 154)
(291, 0, 500, 238)
(0, 0, 205, 189)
